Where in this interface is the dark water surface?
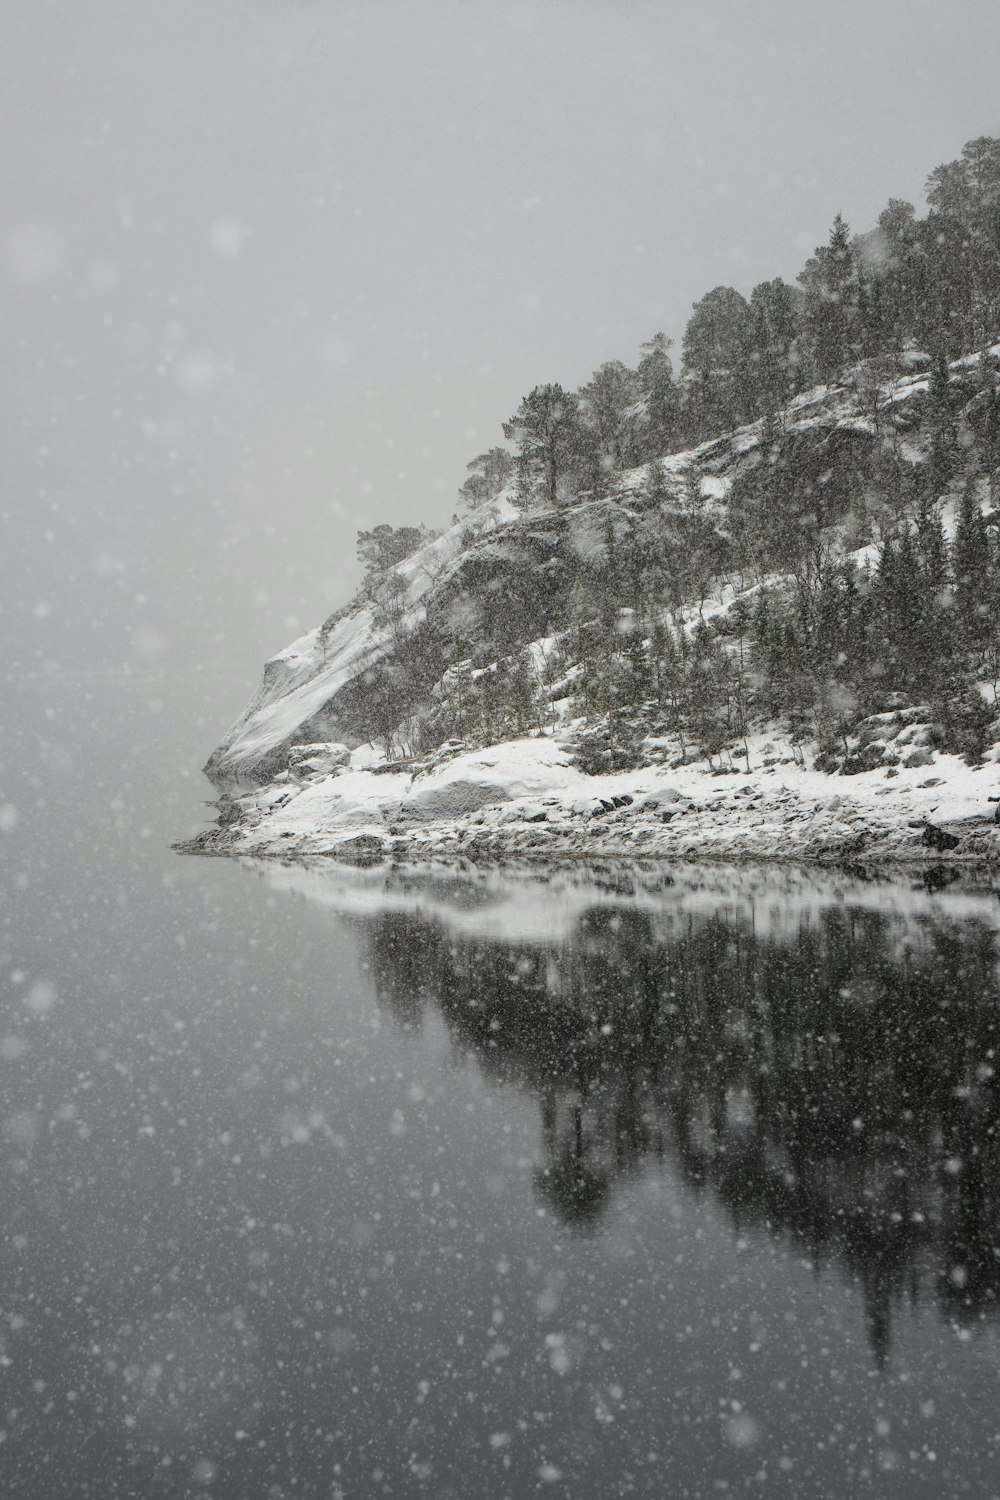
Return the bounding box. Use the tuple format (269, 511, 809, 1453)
(4, 828, 1000, 1497)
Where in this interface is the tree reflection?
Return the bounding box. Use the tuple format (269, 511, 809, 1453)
(359, 891, 1000, 1363)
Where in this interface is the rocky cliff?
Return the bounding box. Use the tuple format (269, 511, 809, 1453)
(206, 350, 994, 792)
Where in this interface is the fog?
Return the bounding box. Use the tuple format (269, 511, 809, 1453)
(3, 0, 1000, 845)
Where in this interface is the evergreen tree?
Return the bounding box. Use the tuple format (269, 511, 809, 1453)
(681, 286, 752, 440)
(616, 614, 652, 710)
(874, 528, 959, 711)
(972, 350, 1000, 503)
(914, 498, 949, 591)
(925, 138, 1000, 349)
(747, 278, 802, 416)
(917, 212, 974, 356)
(578, 360, 643, 474)
(873, 198, 922, 349)
(654, 621, 689, 759)
(438, 639, 477, 740)
(636, 332, 678, 458)
(798, 214, 861, 382)
(856, 263, 894, 361)
(459, 448, 514, 509)
(476, 659, 509, 744)
(644, 456, 671, 505)
(686, 623, 728, 764)
(567, 580, 606, 719)
(503, 384, 587, 508)
(984, 526, 1000, 706)
(506, 648, 542, 736)
(357, 523, 433, 585)
(720, 596, 754, 764)
(750, 588, 784, 719)
(925, 353, 958, 499)
(597, 515, 622, 626)
(952, 461, 991, 657)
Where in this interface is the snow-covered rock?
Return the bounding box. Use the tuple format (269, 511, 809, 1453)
(178, 729, 1000, 868)
(288, 740, 351, 766)
(400, 779, 512, 822)
(205, 492, 520, 786)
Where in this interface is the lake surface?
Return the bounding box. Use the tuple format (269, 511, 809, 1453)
(4, 826, 1000, 1497)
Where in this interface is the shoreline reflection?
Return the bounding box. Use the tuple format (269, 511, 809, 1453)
(274, 859, 1000, 1368)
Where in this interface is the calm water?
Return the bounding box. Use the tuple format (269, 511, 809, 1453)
(4, 832, 1000, 1498)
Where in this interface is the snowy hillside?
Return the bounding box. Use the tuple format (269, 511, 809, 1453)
(205, 347, 999, 791)
(205, 491, 520, 785)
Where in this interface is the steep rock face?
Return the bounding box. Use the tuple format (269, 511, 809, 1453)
(205, 493, 518, 786)
(204, 353, 986, 790)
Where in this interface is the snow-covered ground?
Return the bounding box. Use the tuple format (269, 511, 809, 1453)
(179, 729, 1000, 868)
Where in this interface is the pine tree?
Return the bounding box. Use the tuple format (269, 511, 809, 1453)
(686, 623, 728, 764)
(798, 214, 860, 383)
(984, 526, 1000, 706)
(567, 581, 605, 720)
(644, 456, 670, 505)
(579, 360, 643, 473)
(617, 615, 651, 711)
(750, 589, 783, 718)
(926, 352, 958, 499)
(975, 351, 1000, 503)
(747, 278, 802, 416)
(952, 460, 991, 657)
(589, 515, 623, 628)
(925, 137, 1000, 350)
(722, 596, 754, 765)
(503, 384, 587, 509)
(637, 332, 678, 458)
(476, 660, 508, 744)
(440, 639, 476, 741)
(875, 198, 922, 349)
(459, 448, 514, 509)
(856, 263, 894, 361)
(914, 500, 949, 591)
(680, 287, 752, 440)
(506, 648, 542, 736)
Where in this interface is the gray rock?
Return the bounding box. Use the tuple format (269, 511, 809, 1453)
(335, 832, 385, 862)
(213, 793, 244, 827)
(288, 741, 351, 772)
(921, 822, 961, 852)
(401, 779, 512, 821)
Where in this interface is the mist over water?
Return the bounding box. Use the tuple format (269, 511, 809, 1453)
(4, 853, 1000, 1497)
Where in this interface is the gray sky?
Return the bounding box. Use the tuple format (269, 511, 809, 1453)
(3, 0, 1000, 823)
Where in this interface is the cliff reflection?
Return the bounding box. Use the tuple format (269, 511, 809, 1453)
(361, 890, 1000, 1364)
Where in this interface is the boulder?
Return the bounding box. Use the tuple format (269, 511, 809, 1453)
(287, 742, 351, 776)
(212, 793, 244, 827)
(335, 832, 385, 863)
(400, 778, 512, 822)
(921, 822, 961, 853)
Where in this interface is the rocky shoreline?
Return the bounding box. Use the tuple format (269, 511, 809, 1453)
(176, 734, 1000, 870)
